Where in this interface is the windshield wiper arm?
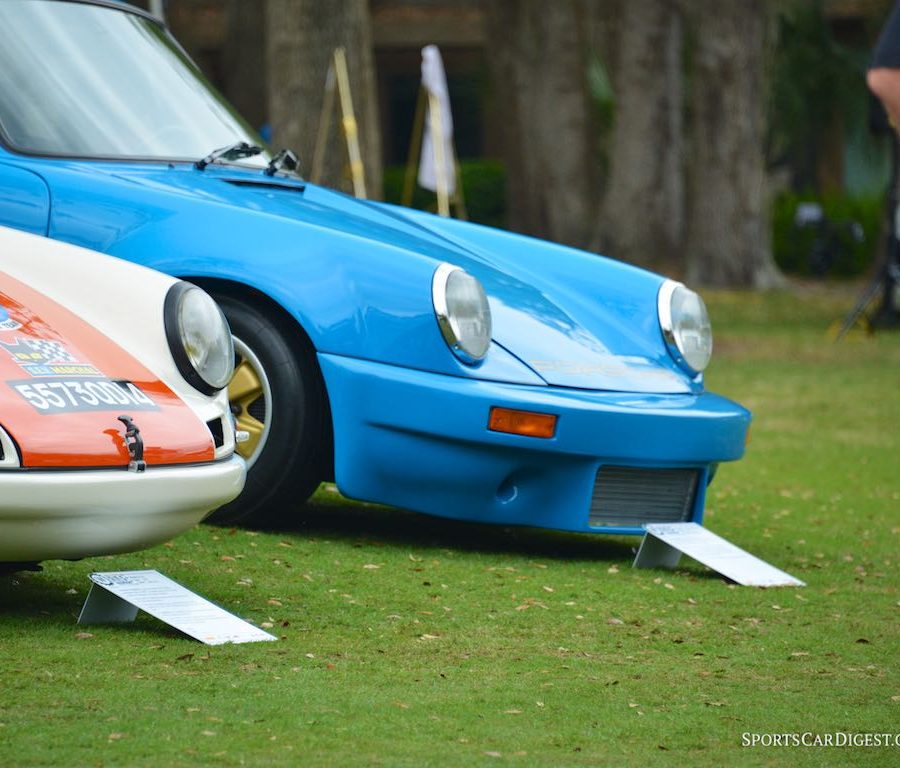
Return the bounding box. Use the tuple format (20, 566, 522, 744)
(195, 141, 263, 171)
(264, 149, 299, 177)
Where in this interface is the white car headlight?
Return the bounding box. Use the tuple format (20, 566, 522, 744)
(164, 282, 235, 394)
(432, 263, 492, 364)
(657, 280, 712, 375)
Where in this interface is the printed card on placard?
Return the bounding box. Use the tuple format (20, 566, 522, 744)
(78, 570, 277, 644)
(633, 523, 805, 587)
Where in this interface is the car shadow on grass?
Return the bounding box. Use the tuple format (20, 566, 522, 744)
(0, 568, 87, 624)
(249, 486, 641, 564)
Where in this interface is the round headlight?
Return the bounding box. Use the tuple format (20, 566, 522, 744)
(164, 282, 235, 394)
(432, 263, 492, 364)
(658, 280, 712, 374)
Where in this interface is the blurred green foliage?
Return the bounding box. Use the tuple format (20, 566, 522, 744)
(383, 160, 507, 228)
(768, 0, 870, 190)
(772, 190, 884, 276)
(588, 53, 617, 182)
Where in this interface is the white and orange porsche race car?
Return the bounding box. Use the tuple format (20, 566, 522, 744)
(0, 226, 245, 567)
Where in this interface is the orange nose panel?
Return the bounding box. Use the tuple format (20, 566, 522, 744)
(0, 274, 214, 468)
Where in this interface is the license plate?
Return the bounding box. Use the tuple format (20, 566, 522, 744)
(9, 377, 158, 414)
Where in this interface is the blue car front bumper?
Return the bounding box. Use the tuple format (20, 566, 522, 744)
(319, 354, 751, 536)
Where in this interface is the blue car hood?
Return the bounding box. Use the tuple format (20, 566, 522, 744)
(103, 164, 691, 394)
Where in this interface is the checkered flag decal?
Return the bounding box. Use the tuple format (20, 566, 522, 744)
(20, 339, 76, 363)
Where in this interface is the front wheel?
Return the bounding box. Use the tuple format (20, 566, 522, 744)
(207, 295, 330, 527)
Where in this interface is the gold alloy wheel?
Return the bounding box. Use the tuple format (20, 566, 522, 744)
(228, 337, 273, 468)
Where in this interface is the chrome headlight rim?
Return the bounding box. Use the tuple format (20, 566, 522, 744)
(164, 282, 235, 395)
(0, 423, 21, 468)
(657, 279, 713, 375)
(432, 262, 493, 365)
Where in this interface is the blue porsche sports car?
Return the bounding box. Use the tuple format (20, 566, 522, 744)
(0, 0, 750, 534)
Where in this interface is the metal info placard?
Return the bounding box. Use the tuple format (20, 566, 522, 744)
(77, 570, 277, 644)
(633, 523, 805, 587)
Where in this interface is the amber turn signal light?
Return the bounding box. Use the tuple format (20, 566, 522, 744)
(488, 407, 557, 439)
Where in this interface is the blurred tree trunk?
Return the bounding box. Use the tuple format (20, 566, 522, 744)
(484, 0, 598, 248)
(684, 1, 783, 288)
(223, 0, 267, 135)
(593, 0, 684, 271)
(585, 0, 623, 81)
(265, 0, 382, 197)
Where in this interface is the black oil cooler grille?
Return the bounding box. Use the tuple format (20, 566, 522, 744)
(588, 466, 700, 527)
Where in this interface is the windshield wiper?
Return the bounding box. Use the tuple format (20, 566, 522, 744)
(195, 141, 263, 171)
(264, 149, 299, 177)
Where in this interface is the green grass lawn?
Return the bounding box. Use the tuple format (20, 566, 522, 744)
(1, 285, 897, 767)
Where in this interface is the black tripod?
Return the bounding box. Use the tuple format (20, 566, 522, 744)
(835, 136, 900, 339)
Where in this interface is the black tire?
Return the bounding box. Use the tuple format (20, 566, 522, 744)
(207, 294, 330, 527)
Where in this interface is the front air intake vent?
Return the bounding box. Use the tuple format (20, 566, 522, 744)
(206, 417, 225, 449)
(223, 179, 305, 193)
(589, 466, 699, 527)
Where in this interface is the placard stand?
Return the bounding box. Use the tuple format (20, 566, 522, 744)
(77, 570, 277, 644)
(633, 523, 805, 587)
